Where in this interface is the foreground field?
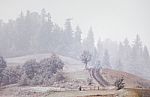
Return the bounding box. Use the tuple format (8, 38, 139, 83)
(1, 85, 150, 97)
(3, 54, 150, 97)
(46, 90, 116, 97)
(121, 88, 150, 97)
(46, 88, 150, 97)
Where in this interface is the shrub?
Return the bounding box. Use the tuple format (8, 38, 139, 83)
(22, 59, 40, 80)
(0, 56, 7, 74)
(19, 54, 65, 86)
(87, 78, 93, 85)
(114, 77, 125, 90)
(2, 66, 22, 85)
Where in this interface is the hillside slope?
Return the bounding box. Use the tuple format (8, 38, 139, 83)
(6, 53, 150, 88)
(102, 68, 150, 88)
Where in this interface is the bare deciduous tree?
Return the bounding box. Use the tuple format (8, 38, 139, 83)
(80, 51, 92, 69)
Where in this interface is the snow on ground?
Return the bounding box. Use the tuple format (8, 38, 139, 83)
(6, 53, 84, 72)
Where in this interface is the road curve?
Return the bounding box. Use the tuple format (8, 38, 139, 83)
(91, 68, 105, 87)
(95, 69, 109, 86)
(90, 68, 109, 87)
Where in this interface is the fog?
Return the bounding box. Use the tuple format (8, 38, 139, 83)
(0, 0, 150, 50)
(0, 0, 150, 92)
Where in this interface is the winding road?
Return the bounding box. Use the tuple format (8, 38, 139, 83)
(90, 68, 109, 87)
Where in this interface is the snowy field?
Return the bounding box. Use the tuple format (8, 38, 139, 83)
(6, 53, 84, 73)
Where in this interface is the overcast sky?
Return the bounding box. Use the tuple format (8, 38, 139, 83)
(0, 0, 150, 49)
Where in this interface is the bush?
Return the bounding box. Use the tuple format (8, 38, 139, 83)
(22, 59, 40, 80)
(0, 56, 7, 74)
(114, 77, 125, 90)
(87, 78, 93, 85)
(19, 54, 65, 86)
(2, 66, 22, 85)
(0, 56, 7, 86)
(18, 73, 30, 86)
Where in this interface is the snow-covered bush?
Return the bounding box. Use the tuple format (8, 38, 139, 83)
(0, 56, 7, 73)
(0, 56, 7, 85)
(19, 54, 65, 86)
(2, 66, 22, 85)
(22, 59, 40, 80)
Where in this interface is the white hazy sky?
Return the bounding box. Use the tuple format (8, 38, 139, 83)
(0, 0, 150, 49)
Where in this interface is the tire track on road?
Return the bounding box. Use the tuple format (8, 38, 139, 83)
(91, 68, 109, 87)
(95, 69, 109, 86)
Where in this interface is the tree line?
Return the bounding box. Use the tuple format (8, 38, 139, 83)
(0, 9, 150, 78)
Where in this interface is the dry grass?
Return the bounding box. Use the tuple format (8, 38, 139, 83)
(124, 88, 150, 97)
(46, 90, 117, 97)
(77, 94, 115, 97)
(1, 85, 150, 97)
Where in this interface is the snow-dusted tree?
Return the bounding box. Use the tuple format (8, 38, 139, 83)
(95, 60, 102, 69)
(39, 54, 64, 85)
(0, 56, 7, 74)
(73, 26, 82, 58)
(118, 42, 124, 59)
(61, 18, 74, 56)
(37, 9, 53, 52)
(102, 49, 111, 68)
(40, 54, 64, 78)
(0, 56, 7, 86)
(49, 54, 64, 71)
(64, 18, 73, 40)
(123, 38, 131, 59)
(14, 11, 30, 51)
(143, 46, 149, 60)
(74, 26, 82, 45)
(2, 66, 22, 85)
(128, 34, 143, 73)
(41, 8, 46, 21)
(132, 34, 143, 60)
(80, 51, 92, 69)
(22, 59, 39, 80)
(97, 38, 104, 60)
(83, 27, 95, 53)
(143, 46, 150, 64)
(116, 59, 123, 70)
(49, 24, 62, 53)
(20, 54, 64, 86)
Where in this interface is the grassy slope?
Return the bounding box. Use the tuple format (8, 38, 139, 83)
(6, 53, 150, 87)
(3, 53, 150, 97)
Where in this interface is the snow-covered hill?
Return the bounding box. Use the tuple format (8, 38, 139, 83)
(6, 53, 84, 73)
(6, 53, 150, 88)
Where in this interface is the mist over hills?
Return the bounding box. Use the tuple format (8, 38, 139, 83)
(0, 9, 150, 79)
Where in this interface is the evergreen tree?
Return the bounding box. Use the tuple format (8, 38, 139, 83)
(116, 59, 123, 70)
(97, 38, 104, 60)
(37, 9, 53, 52)
(64, 18, 73, 43)
(62, 18, 74, 56)
(143, 46, 150, 63)
(118, 42, 124, 60)
(0, 56, 7, 85)
(102, 49, 111, 68)
(132, 34, 143, 59)
(95, 60, 102, 69)
(82, 27, 95, 56)
(74, 26, 82, 46)
(123, 38, 131, 60)
(73, 26, 82, 58)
